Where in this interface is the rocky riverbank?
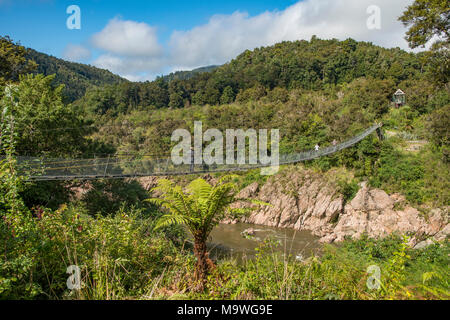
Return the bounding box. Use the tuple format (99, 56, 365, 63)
(222, 171, 448, 247)
(137, 170, 448, 247)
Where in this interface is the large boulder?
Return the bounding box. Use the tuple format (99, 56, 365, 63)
(227, 170, 344, 238)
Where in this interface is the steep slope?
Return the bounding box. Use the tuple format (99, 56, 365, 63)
(26, 48, 127, 102)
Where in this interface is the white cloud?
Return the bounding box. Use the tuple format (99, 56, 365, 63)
(90, 0, 416, 80)
(91, 17, 162, 57)
(168, 0, 415, 70)
(93, 53, 165, 81)
(90, 17, 165, 80)
(62, 44, 91, 62)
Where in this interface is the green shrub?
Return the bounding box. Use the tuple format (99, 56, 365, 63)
(337, 179, 359, 203)
(80, 179, 157, 217)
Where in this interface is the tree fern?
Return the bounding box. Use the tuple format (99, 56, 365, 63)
(146, 175, 268, 287)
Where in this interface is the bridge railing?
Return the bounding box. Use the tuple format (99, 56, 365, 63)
(15, 124, 381, 181)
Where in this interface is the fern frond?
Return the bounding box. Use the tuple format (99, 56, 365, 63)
(188, 178, 213, 200)
(154, 213, 191, 230)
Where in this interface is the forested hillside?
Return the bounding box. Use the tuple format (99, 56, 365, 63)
(25, 47, 218, 104)
(26, 48, 126, 102)
(74, 38, 429, 114)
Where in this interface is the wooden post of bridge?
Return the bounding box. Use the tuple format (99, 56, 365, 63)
(376, 123, 384, 141)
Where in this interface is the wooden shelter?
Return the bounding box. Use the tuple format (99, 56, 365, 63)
(393, 89, 406, 108)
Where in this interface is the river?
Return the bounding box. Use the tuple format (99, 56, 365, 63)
(207, 222, 322, 263)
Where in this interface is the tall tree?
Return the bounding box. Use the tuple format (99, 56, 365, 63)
(399, 0, 449, 49)
(0, 74, 92, 157)
(220, 86, 235, 104)
(0, 36, 36, 83)
(399, 0, 449, 85)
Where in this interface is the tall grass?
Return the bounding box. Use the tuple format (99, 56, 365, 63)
(148, 234, 449, 300)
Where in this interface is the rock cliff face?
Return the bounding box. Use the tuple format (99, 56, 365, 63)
(224, 171, 448, 245)
(136, 172, 448, 245)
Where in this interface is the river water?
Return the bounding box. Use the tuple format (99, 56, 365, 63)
(207, 223, 322, 262)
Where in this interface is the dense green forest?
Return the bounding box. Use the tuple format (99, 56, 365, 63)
(26, 47, 126, 103)
(0, 0, 449, 300)
(74, 38, 430, 114)
(161, 65, 219, 82)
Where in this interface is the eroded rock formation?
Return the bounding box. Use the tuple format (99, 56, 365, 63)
(124, 171, 448, 246)
(225, 171, 448, 245)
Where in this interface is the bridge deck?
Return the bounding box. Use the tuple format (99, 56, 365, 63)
(16, 124, 382, 181)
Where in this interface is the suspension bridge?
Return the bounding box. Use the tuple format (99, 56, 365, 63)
(16, 124, 383, 181)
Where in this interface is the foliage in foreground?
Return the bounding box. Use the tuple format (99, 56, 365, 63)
(2, 202, 448, 301)
(157, 235, 449, 300)
(0, 203, 182, 300)
(149, 176, 263, 290)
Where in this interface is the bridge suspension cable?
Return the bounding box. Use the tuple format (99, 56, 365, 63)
(16, 124, 382, 181)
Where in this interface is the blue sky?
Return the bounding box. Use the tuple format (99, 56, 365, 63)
(0, 0, 298, 56)
(0, 0, 415, 81)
